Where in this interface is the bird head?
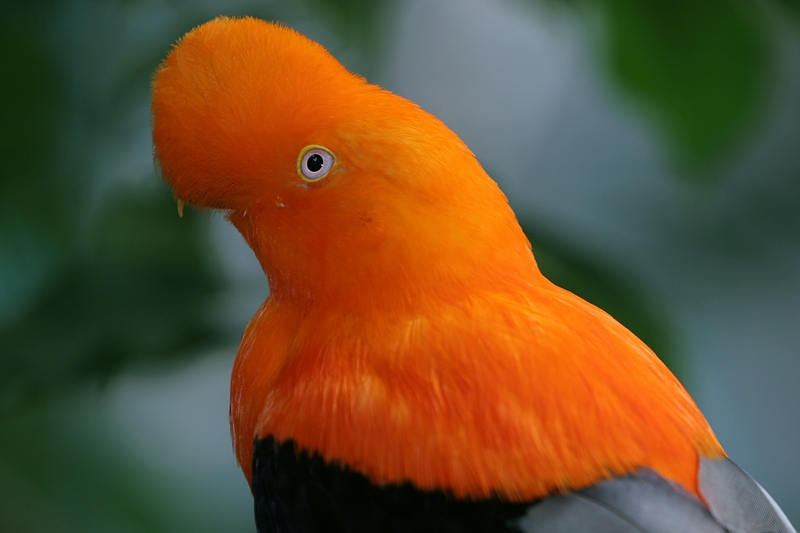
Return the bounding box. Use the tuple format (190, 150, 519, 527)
(152, 17, 536, 307)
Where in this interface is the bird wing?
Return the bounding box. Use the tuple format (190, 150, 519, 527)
(698, 457, 796, 533)
(518, 457, 795, 533)
(519, 468, 724, 533)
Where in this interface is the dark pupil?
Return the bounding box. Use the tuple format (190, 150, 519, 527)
(306, 154, 324, 172)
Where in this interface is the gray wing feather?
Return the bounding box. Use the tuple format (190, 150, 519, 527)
(699, 457, 797, 533)
(515, 459, 797, 533)
(517, 492, 647, 533)
(516, 469, 725, 533)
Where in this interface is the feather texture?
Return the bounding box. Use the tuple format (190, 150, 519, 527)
(699, 457, 797, 533)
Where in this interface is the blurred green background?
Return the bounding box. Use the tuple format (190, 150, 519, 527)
(1, 0, 799, 531)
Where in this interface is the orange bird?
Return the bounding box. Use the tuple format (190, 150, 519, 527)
(152, 16, 795, 533)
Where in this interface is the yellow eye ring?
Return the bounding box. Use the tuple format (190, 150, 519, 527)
(297, 145, 335, 181)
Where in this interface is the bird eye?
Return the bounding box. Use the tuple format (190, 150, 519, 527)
(298, 145, 335, 181)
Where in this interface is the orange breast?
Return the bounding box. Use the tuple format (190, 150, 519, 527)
(231, 277, 724, 502)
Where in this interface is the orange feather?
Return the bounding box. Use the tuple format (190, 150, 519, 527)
(152, 16, 724, 503)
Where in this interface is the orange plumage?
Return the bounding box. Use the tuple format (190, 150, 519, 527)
(152, 15, 724, 505)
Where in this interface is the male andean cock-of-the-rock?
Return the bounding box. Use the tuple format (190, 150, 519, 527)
(151, 16, 797, 533)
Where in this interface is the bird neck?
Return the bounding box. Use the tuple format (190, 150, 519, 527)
(230, 190, 542, 314)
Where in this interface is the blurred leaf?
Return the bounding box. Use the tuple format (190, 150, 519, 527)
(306, 0, 393, 45)
(604, 0, 764, 163)
(0, 19, 73, 250)
(0, 26, 58, 177)
(543, 0, 766, 165)
(304, 0, 397, 76)
(0, 11, 78, 340)
(777, 0, 800, 20)
(0, 392, 254, 533)
(0, 190, 229, 412)
(0, 405, 168, 533)
(521, 222, 679, 375)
